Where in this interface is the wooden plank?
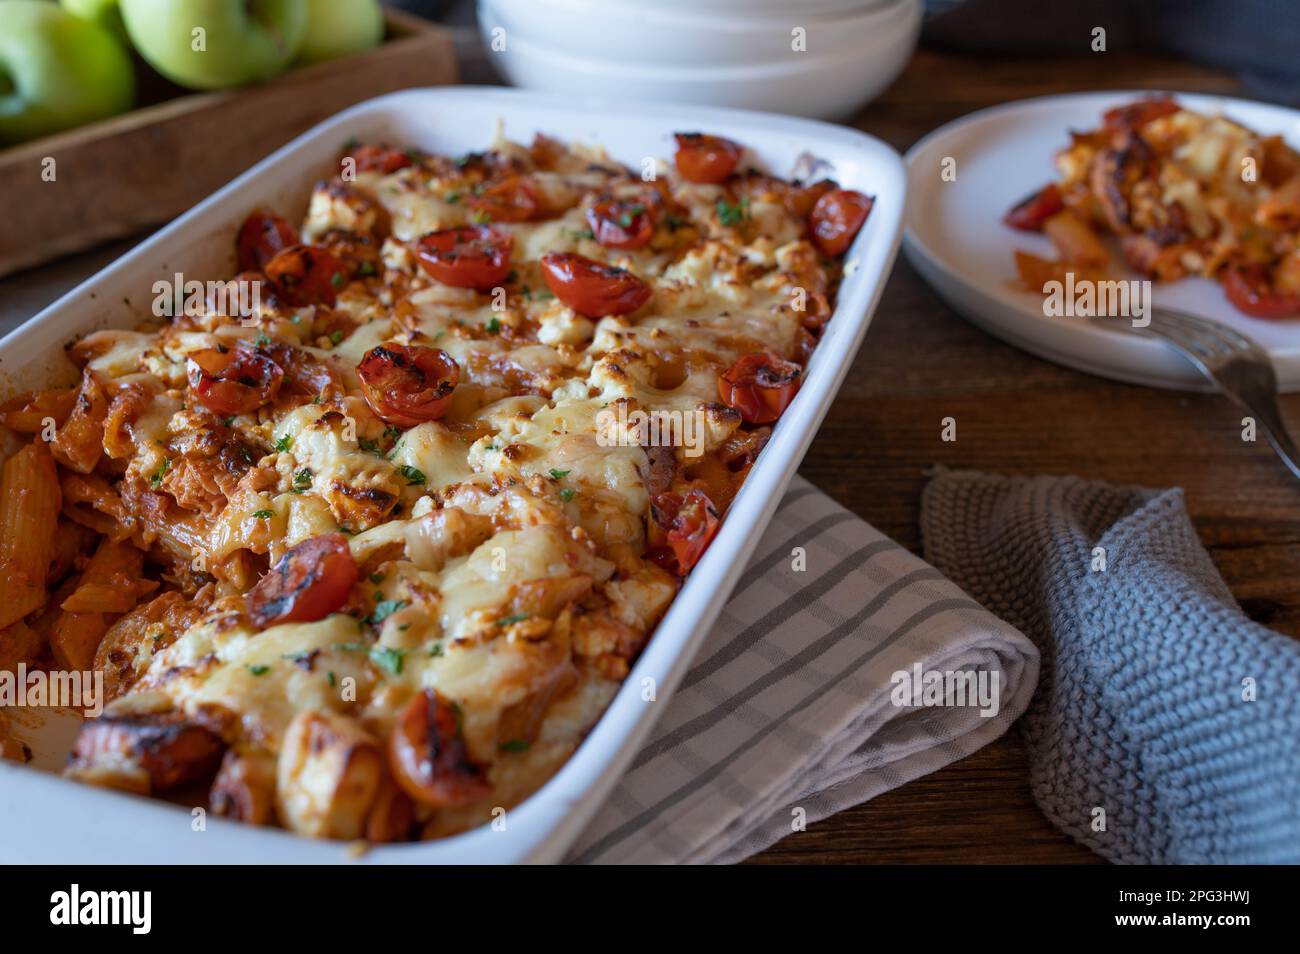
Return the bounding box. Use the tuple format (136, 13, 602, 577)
(0, 10, 457, 278)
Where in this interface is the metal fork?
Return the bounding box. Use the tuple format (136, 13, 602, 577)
(1121, 307, 1300, 481)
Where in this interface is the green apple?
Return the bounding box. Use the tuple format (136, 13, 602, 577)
(296, 0, 384, 65)
(60, 0, 130, 47)
(121, 0, 308, 90)
(0, 0, 135, 145)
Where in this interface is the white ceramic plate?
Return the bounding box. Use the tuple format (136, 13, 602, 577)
(0, 87, 905, 864)
(903, 91, 1300, 392)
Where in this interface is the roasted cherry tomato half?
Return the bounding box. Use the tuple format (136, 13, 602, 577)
(1102, 97, 1180, 133)
(415, 225, 515, 291)
(264, 244, 349, 307)
(719, 353, 802, 425)
(356, 344, 460, 427)
(247, 533, 358, 628)
(809, 188, 874, 257)
(348, 144, 413, 175)
(586, 197, 656, 250)
(389, 689, 491, 808)
(1223, 267, 1300, 319)
(1003, 183, 1065, 232)
(186, 341, 285, 416)
(673, 133, 743, 184)
(539, 252, 651, 318)
(468, 175, 539, 223)
(236, 209, 298, 273)
(650, 490, 720, 577)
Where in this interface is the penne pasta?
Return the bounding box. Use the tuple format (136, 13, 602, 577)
(0, 440, 62, 629)
(0, 619, 44, 674)
(0, 388, 77, 434)
(50, 369, 108, 474)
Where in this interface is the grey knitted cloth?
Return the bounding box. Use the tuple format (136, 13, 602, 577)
(921, 467, 1300, 864)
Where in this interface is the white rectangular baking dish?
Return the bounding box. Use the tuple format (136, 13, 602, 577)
(0, 86, 904, 864)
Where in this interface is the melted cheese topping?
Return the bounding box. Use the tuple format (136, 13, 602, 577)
(59, 131, 839, 841)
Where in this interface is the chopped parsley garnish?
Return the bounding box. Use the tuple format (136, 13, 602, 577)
(293, 468, 312, 491)
(497, 612, 530, 627)
(149, 458, 170, 489)
(274, 434, 292, 453)
(383, 425, 402, 442)
(444, 192, 461, 204)
(329, 329, 344, 345)
(617, 205, 646, 228)
(239, 446, 254, 464)
(332, 641, 367, 653)
(485, 317, 501, 335)
(716, 196, 750, 227)
(358, 437, 381, 454)
(254, 333, 271, 347)
(368, 599, 407, 626)
(369, 572, 386, 584)
(428, 642, 444, 658)
(327, 671, 337, 687)
(222, 416, 235, 427)
(247, 664, 270, 676)
(549, 468, 570, 479)
(499, 739, 531, 753)
(559, 488, 576, 502)
(471, 209, 491, 225)
(359, 261, 376, 277)
(252, 509, 273, 520)
(369, 646, 406, 675)
(398, 465, 426, 486)
(330, 272, 345, 290)
(506, 269, 518, 283)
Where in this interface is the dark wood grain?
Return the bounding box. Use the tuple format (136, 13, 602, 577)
(748, 50, 1300, 864)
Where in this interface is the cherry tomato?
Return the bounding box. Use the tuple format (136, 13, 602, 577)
(719, 353, 802, 425)
(1103, 97, 1180, 133)
(388, 689, 490, 808)
(809, 188, 874, 257)
(586, 197, 655, 250)
(468, 176, 539, 223)
(186, 341, 284, 416)
(415, 225, 515, 291)
(539, 252, 651, 318)
(348, 145, 413, 175)
(1223, 267, 1300, 319)
(247, 533, 358, 628)
(356, 344, 459, 427)
(1004, 183, 1065, 232)
(264, 244, 349, 307)
(673, 133, 743, 184)
(236, 209, 298, 273)
(649, 490, 720, 577)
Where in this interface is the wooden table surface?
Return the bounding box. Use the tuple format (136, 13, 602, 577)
(4, 48, 1294, 865)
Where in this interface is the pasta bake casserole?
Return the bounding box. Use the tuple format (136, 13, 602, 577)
(1006, 95, 1300, 318)
(0, 130, 871, 841)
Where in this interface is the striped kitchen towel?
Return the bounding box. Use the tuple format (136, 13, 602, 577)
(568, 475, 1040, 864)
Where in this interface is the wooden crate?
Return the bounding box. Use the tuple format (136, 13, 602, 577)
(0, 9, 457, 279)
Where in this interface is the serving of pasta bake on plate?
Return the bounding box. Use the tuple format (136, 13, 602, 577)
(0, 127, 871, 842)
(1006, 95, 1300, 319)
